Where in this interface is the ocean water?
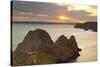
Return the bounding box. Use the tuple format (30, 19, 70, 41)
(12, 23, 97, 62)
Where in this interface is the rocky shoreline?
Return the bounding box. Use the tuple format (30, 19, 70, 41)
(74, 22, 97, 32)
(12, 29, 81, 66)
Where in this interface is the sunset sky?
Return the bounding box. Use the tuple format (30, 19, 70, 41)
(12, 1, 97, 23)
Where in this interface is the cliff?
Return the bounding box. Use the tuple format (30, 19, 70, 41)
(74, 22, 97, 32)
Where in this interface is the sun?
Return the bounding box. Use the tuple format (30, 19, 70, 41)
(57, 15, 85, 23)
(58, 16, 69, 21)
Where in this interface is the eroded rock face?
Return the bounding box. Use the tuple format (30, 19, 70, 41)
(55, 35, 74, 62)
(54, 35, 81, 63)
(12, 29, 81, 66)
(13, 29, 56, 66)
(14, 29, 55, 54)
(68, 35, 81, 56)
(13, 50, 56, 66)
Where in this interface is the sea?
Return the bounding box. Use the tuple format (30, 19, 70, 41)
(12, 23, 97, 63)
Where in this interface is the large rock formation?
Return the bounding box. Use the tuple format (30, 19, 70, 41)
(12, 29, 81, 66)
(12, 29, 56, 66)
(14, 29, 55, 54)
(55, 35, 81, 63)
(54, 35, 74, 62)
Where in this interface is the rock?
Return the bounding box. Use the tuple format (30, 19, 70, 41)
(54, 35, 75, 62)
(14, 29, 55, 53)
(68, 35, 81, 57)
(13, 50, 56, 66)
(12, 29, 81, 66)
(55, 35, 81, 63)
(74, 21, 97, 32)
(13, 29, 56, 66)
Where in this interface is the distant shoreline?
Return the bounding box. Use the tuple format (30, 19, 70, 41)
(12, 21, 76, 25)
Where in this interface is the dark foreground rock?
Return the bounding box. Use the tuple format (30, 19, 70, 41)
(12, 29, 56, 66)
(69, 35, 82, 55)
(55, 35, 81, 63)
(12, 29, 81, 66)
(55, 35, 74, 62)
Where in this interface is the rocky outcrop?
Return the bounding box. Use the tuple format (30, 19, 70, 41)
(74, 22, 97, 32)
(54, 35, 74, 62)
(13, 29, 56, 66)
(14, 29, 55, 54)
(12, 29, 81, 66)
(12, 50, 56, 66)
(55, 35, 81, 63)
(68, 35, 81, 57)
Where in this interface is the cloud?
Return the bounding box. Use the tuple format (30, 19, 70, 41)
(13, 10, 49, 17)
(12, 10, 50, 21)
(12, 16, 31, 21)
(12, 1, 67, 16)
(67, 4, 97, 16)
(12, 1, 97, 23)
(66, 10, 97, 21)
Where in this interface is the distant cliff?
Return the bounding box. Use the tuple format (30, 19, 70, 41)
(74, 22, 97, 32)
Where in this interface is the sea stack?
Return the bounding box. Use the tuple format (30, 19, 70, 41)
(12, 29, 56, 66)
(54, 35, 75, 62)
(54, 35, 81, 63)
(12, 29, 81, 66)
(68, 35, 81, 58)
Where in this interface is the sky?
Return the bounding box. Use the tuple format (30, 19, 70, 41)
(12, 0, 97, 23)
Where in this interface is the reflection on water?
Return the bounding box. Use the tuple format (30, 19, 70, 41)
(12, 23, 97, 62)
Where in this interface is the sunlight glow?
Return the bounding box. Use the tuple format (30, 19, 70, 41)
(58, 16, 69, 21)
(57, 15, 85, 23)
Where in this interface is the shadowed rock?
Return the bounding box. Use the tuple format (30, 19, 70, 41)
(13, 29, 56, 66)
(74, 22, 97, 32)
(55, 35, 75, 62)
(14, 29, 55, 54)
(13, 50, 56, 66)
(68, 35, 81, 57)
(12, 29, 81, 66)
(54, 35, 81, 63)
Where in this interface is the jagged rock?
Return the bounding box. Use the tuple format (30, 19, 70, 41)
(14, 29, 55, 53)
(12, 29, 81, 66)
(54, 35, 74, 62)
(13, 29, 56, 66)
(68, 35, 81, 57)
(55, 35, 81, 62)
